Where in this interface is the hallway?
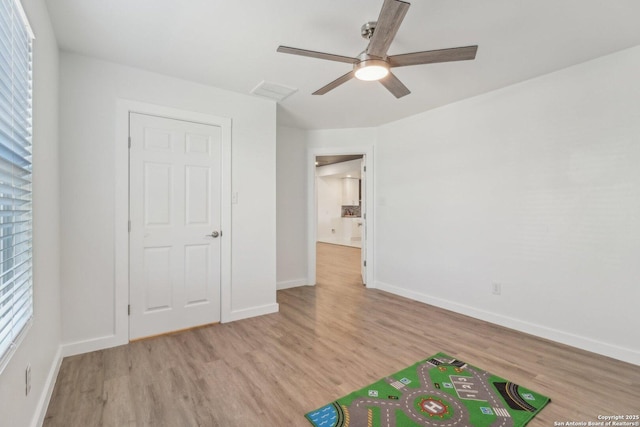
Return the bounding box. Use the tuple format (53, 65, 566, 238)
(316, 242, 363, 288)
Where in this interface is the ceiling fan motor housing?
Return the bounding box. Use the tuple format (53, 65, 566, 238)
(361, 21, 377, 40)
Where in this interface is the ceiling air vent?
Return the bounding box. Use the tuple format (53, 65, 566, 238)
(250, 80, 297, 102)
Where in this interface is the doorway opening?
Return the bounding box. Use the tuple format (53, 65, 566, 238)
(315, 155, 363, 249)
(308, 148, 373, 288)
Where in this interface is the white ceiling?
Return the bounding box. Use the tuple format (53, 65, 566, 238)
(46, 0, 640, 130)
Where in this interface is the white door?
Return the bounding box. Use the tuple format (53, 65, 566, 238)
(360, 157, 367, 285)
(129, 112, 222, 339)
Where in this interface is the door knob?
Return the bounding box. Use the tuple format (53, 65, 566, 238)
(207, 231, 220, 238)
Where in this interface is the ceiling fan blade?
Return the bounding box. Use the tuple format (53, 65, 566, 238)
(277, 46, 358, 64)
(379, 72, 410, 98)
(388, 45, 478, 67)
(367, 0, 410, 58)
(313, 71, 356, 95)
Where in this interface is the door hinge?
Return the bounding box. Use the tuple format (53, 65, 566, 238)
(364, 166, 366, 172)
(363, 213, 366, 220)
(128, 220, 131, 232)
(364, 260, 367, 267)
(128, 304, 130, 316)
(128, 136, 131, 148)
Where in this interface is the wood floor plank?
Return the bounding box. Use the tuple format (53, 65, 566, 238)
(101, 375, 137, 427)
(44, 242, 640, 426)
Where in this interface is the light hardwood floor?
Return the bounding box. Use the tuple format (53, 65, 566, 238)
(44, 243, 640, 426)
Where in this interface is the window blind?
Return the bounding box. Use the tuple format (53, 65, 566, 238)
(0, 0, 33, 369)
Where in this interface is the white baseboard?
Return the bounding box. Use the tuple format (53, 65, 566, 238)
(227, 303, 279, 322)
(62, 334, 127, 358)
(277, 279, 307, 290)
(61, 302, 281, 356)
(31, 345, 63, 427)
(375, 280, 640, 366)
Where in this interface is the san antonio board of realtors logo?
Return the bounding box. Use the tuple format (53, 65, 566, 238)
(419, 397, 450, 418)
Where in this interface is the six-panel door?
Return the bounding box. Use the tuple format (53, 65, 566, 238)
(129, 113, 222, 339)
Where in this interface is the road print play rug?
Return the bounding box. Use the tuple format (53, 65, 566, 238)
(305, 352, 550, 427)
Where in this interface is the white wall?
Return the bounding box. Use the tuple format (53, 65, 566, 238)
(59, 53, 278, 352)
(316, 176, 343, 241)
(307, 128, 378, 150)
(375, 46, 640, 365)
(276, 126, 307, 289)
(0, 1, 62, 426)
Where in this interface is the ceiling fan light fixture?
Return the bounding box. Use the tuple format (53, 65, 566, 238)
(354, 59, 389, 81)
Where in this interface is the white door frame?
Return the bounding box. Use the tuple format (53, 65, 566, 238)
(307, 145, 375, 287)
(115, 100, 232, 344)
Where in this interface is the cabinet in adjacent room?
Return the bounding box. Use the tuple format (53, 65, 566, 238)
(342, 177, 360, 206)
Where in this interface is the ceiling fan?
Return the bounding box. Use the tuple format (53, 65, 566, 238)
(277, 0, 478, 98)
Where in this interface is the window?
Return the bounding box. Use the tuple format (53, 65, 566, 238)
(0, 0, 34, 370)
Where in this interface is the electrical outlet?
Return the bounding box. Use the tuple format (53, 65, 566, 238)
(492, 282, 502, 295)
(25, 364, 31, 396)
